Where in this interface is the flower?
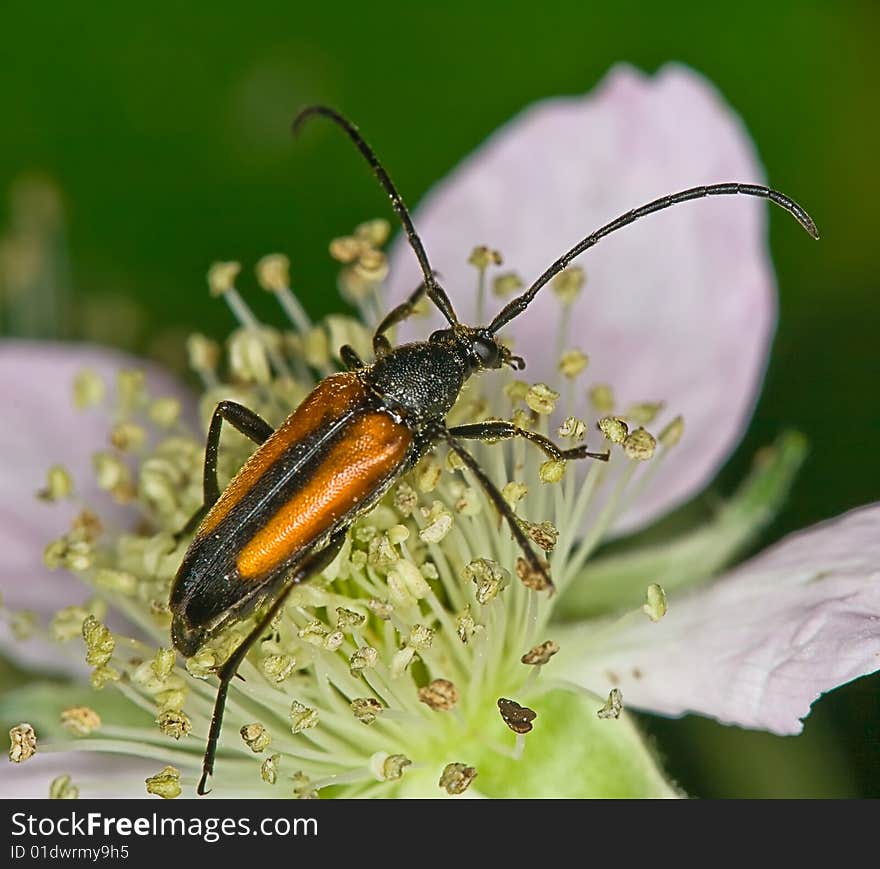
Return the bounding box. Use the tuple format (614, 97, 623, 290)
(2, 64, 877, 799)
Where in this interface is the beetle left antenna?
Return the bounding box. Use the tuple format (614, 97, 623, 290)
(487, 182, 819, 334)
(293, 105, 459, 327)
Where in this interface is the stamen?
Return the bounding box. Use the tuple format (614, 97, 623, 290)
(49, 774, 79, 800)
(418, 679, 460, 711)
(623, 427, 657, 461)
(261, 754, 281, 784)
(439, 762, 478, 795)
(351, 698, 384, 725)
(144, 766, 181, 799)
(598, 416, 628, 444)
(521, 639, 560, 666)
(559, 348, 589, 379)
(60, 707, 102, 737)
(625, 401, 665, 425)
(290, 700, 320, 733)
(493, 272, 524, 299)
(589, 384, 615, 414)
(241, 723, 272, 752)
(72, 370, 105, 409)
(642, 583, 668, 622)
(37, 464, 73, 501)
(468, 245, 502, 323)
(8, 723, 37, 763)
(156, 710, 192, 739)
(497, 698, 536, 734)
(597, 689, 623, 720)
(526, 383, 560, 416)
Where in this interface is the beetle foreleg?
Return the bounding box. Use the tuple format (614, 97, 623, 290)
(197, 528, 348, 796)
(340, 344, 366, 371)
(448, 421, 610, 462)
(443, 432, 555, 594)
(372, 279, 430, 357)
(175, 401, 275, 541)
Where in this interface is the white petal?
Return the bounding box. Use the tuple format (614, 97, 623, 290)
(0, 340, 195, 673)
(388, 63, 778, 534)
(554, 504, 880, 733)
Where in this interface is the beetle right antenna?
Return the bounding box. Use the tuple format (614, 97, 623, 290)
(293, 105, 459, 328)
(487, 182, 819, 334)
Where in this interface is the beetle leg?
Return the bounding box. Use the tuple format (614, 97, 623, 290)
(175, 401, 275, 540)
(448, 421, 610, 462)
(372, 279, 429, 357)
(443, 431, 556, 594)
(197, 528, 347, 796)
(339, 344, 366, 371)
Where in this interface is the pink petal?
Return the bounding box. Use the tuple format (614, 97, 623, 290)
(387, 63, 778, 533)
(554, 504, 880, 733)
(0, 340, 195, 673)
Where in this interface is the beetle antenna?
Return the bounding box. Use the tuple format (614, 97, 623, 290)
(487, 183, 819, 334)
(293, 105, 459, 327)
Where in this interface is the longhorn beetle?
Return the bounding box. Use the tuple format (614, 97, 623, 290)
(170, 105, 818, 794)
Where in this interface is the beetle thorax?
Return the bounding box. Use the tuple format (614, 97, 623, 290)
(366, 339, 472, 422)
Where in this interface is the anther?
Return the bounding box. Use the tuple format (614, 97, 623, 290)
(8, 723, 37, 763)
(351, 698, 384, 725)
(597, 688, 623, 720)
(515, 556, 553, 592)
(643, 583, 668, 622)
(589, 384, 615, 414)
(559, 348, 589, 379)
(49, 774, 79, 799)
(521, 640, 560, 666)
(598, 416, 628, 444)
(551, 266, 585, 304)
(558, 417, 586, 441)
(73, 370, 105, 409)
(526, 383, 560, 415)
(37, 465, 73, 501)
(206, 261, 241, 297)
(497, 698, 537, 734)
(261, 654, 294, 682)
(623, 427, 657, 461)
(255, 253, 291, 293)
(659, 415, 685, 447)
(157, 710, 192, 740)
(61, 707, 101, 736)
(418, 678, 460, 711)
(468, 245, 503, 269)
(261, 754, 281, 784)
(439, 762, 478, 795)
(493, 272, 524, 298)
(289, 700, 319, 734)
(625, 401, 665, 425)
(145, 766, 181, 799)
(350, 645, 379, 677)
(241, 723, 272, 752)
(465, 558, 509, 605)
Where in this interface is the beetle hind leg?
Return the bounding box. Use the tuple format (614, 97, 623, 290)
(196, 529, 347, 796)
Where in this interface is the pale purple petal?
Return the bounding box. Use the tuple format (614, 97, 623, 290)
(0, 340, 195, 672)
(388, 63, 778, 534)
(554, 504, 880, 733)
(2, 752, 157, 798)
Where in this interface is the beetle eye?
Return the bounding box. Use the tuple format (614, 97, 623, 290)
(473, 335, 500, 367)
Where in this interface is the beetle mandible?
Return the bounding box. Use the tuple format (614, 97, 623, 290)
(170, 105, 818, 794)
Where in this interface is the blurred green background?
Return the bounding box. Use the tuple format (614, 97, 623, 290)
(2, 1, 877, 797)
